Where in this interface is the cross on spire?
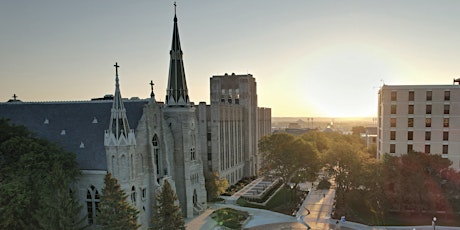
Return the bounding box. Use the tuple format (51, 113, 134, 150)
(114, 62, 120, 76)
(174, 1, 177, 15)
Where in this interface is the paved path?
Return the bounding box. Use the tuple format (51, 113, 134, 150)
(186, 178, 460, 230)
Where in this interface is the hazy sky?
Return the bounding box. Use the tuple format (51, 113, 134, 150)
(2, 1, 460, 117)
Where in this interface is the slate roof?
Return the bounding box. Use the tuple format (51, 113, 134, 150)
(0, 100, 147, 170)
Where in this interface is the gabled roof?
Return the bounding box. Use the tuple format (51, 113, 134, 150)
(0, 100, 147, 170)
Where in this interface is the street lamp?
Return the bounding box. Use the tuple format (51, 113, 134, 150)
(432, 216, 437, 230)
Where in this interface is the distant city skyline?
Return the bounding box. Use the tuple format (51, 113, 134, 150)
(2, 1, 460, 117)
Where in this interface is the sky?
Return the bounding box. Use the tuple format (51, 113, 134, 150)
(1, 1, 460, 117)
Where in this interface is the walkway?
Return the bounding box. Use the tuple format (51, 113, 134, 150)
(186, 178, 460, 230)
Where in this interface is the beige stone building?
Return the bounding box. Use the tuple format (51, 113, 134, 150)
(377, 84, 460, 169)
(197, 73, 272, 185)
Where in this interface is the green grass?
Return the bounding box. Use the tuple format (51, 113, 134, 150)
(210, 208, 249, 229)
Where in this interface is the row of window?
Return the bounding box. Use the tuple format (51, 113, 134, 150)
(391, 90, 450, 101)
(389, 144, 448, 154)
(390, 117, 449, 127)
(391, 104, 450, 114)
(390, 131, 449, 141)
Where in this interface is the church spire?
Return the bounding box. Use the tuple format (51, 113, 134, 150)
(107, 62, 132, 142)
(166, 2, 190, 106)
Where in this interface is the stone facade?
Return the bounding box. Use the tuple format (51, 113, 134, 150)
(0, 10, 271, 230)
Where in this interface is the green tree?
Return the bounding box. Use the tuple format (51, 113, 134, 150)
(205, 171, 229, 201)
(151, 180, 185, 230)
(0, 119, 82, 230)
(259, 133, 319, 187)
(98, 173, 140, 230)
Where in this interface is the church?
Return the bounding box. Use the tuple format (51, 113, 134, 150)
(0, 8, 271, 229)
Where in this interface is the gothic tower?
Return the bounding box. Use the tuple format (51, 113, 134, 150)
(104, 63, 136, 187)
(163, 7, 207, 218)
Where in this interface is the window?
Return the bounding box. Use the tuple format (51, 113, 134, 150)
(391, 91, 397, 101)
(390, 144, 396, 153)
(407, 144, 413, 153)
(391, 105, 397, 114)
(142, 188, 147, 200)
(191, 134, 196, 161)
(152, 135, 160, 175)
(390, 131, 396, 140)
(131, 186, 136, 205)
(445, 91, 450, 101)
(409, 91, 414, 101)
(191, 147, 196, 161)
(221, 89, 226, 102)
(86, 185, 100, 225)
(443, 145, 448, 154)
(426, 118, 431, 127)
(443, 131, 449, 141)
(425, 131, 431, 141)
(408, 118, 414, 128)
(408, 105, 414, 114)
(425, 144, 431, 154)
(408, 131, 413, 141)
(426, 91, 432, 101)
(390, 118, 396, 127)
(444, 104, 450, 114)
(426, 105, 432, 114)
(444, 118, 449, 127)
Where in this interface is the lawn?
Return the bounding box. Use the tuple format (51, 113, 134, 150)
(210, 208, 250, 229)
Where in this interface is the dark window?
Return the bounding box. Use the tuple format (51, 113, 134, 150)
(425, 131, 431, 141)
(444, 104, 450, 114)
(443, 131, 449, 141)
(426, 105, 432, 114)
(131, 186, 136, 205)
(391, 91, 397, 101)
(426, 118, 431, 127)
(425, 144, 431, 154)
(408, 131, 413, 141)
(408, 105, 414, 114)
(409, 91, 414, 101)
(152, 135, 160, 175)
(445, 91, 450, 101)
(426, 91, 432, 101)
(390, 144, 396, 153)
(443, 145, 448, 154)
(390, 118, 396, 127)
(408, 118, 414, 127)
(407, 144, 413, 153)
(391, 105, 397, 114)
(390, 131, 396, 140)
(86, 185, 100, 225)
(444, 118, 449, 127)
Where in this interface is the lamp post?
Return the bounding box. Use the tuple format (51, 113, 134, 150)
(432, 216, 437, 230)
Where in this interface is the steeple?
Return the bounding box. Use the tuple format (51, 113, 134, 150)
(105, 62, 135, 146)
(166, 3, 190, 106)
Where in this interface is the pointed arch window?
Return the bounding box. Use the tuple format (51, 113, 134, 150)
(131, 186, 136, 206)
(86, 185, 100, 225)
(152, 134, 160, 175)
(191, 134, 196, 161)
(193, 189, 198, 207)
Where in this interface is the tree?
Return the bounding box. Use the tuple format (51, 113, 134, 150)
(151, 180, 185, 230)
(98, 173, 140, 230)
(259, 133, 319, 187)
(205, 171, 229, 201)
(0, 119, 82, 230)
